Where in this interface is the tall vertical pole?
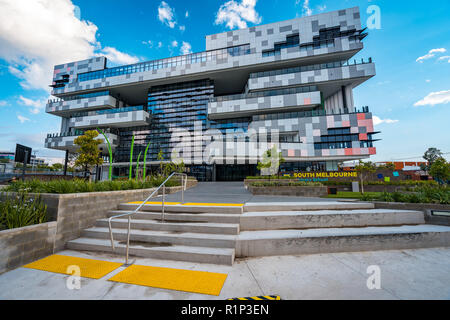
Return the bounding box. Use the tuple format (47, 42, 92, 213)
(22, 150, 28, 181)
(63, 150, 69, 176)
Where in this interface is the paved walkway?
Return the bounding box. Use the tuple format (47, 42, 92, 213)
(1, 247, 449, 300)
(164, 182, 334, 204)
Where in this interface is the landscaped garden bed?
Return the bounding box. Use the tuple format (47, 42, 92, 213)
(247, 181, 328, 197)
(3, 176, 195, 194)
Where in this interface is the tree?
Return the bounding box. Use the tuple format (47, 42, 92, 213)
(355, 160, 377, 194)
(429, 157, 450, 185)
(423, 148, 443, 170)
(51, 163, 64, 171)
(379, 162, 395, 171)
(157, 149, 164, 175)
(74, 130, 103, 178)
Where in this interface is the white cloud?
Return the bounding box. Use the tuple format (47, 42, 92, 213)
(0, 100, 7, 107)
(158, 1, 177, 28)
(215, 0, 261, 30)
(426, 79, 431, 83)
(171, 40, 179, 48)
(97, 47, 139, 65)
(438, 55, 450, 63)
(142, 40, 153, 48)
(317, 5, 327, 12)
(373, 116, 399, 126)
(185, 11, 189, 18)
(18, 96, 48, 114)
(179, 25, 186, 32)
(301, 0, 313, 16)
(416, 48, 447, 63)
(414, 90, 450, 107)
(0, 0, 138, 92)
(180, 42, 192, 55)
(158, 41, 163, 48)
(17, 115, 30, 123)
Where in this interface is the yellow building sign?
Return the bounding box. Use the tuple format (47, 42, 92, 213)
(289, 171, 358, 179)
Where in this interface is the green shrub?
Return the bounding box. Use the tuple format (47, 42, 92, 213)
(378, 192, 394, 202)
(4, 176, 182, 194)
(360, 193, 374, 201)
(246, 176, 293, 180)
(250, 181, 323, 187)
(0, 192, 47, 230)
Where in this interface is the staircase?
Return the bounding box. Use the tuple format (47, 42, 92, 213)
(66, 200, 450, 266)
(67, 203, 242, 265)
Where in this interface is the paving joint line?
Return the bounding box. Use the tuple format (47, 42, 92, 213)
(244, 260, 265, 296)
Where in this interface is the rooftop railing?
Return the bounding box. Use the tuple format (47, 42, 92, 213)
(77, 44, 251, 82)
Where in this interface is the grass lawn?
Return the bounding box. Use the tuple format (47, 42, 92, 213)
(324, 191, 383, 199)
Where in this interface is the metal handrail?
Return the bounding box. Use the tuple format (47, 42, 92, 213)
(108, 172, 188, 265)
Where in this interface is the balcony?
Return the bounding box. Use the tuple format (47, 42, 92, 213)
(247, 59, 375, 91)
(45, 131, 118, 153)
(68, 106, 151, 129)
(208, 86, 321, 119)
(46, 91, 120, 115)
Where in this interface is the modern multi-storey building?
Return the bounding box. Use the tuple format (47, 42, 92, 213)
(45, 6, 378, 181)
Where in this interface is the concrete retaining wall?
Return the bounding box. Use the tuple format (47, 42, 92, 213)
(0, 222, 57, 274)
(373, 201, 450, 226)
(248, 185, 328, 197)
(236, 231, 450, 258)
(244, 179, 412, 193)
(0, 180, 197, 273)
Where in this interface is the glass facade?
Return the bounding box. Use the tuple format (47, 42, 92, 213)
(211, 85, 318, 102)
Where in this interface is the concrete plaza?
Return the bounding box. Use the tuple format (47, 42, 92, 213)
(1, 247, 449, 300)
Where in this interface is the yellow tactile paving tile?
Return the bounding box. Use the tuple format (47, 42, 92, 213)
(127, 201, 181, 205)
(182, 203, 244, 207)
(23, 254, 123, 279)
(108, 264, 228, 296)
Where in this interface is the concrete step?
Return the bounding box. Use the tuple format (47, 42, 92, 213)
(82, 227, 237, 249)
(107, 210, 241, 224)
(118, 203, 243, 214)
(96, 218, 240, 235)
(236, 224, 450, 258)
(240, 209, 425, 231)
(243, 201, 375, 212)
(66, 237, 235, 265)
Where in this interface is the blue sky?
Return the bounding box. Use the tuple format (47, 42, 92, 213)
(0, 0, 449, 164)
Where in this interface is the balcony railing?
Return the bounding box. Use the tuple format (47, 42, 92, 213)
(249, 58, 373, 79)
(252, 106, 370, 122)
(210, 85, 319, 103)
(47, 90, 111, 104)
(70, 105, 147, 118)
(46, 128, 117, 139)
